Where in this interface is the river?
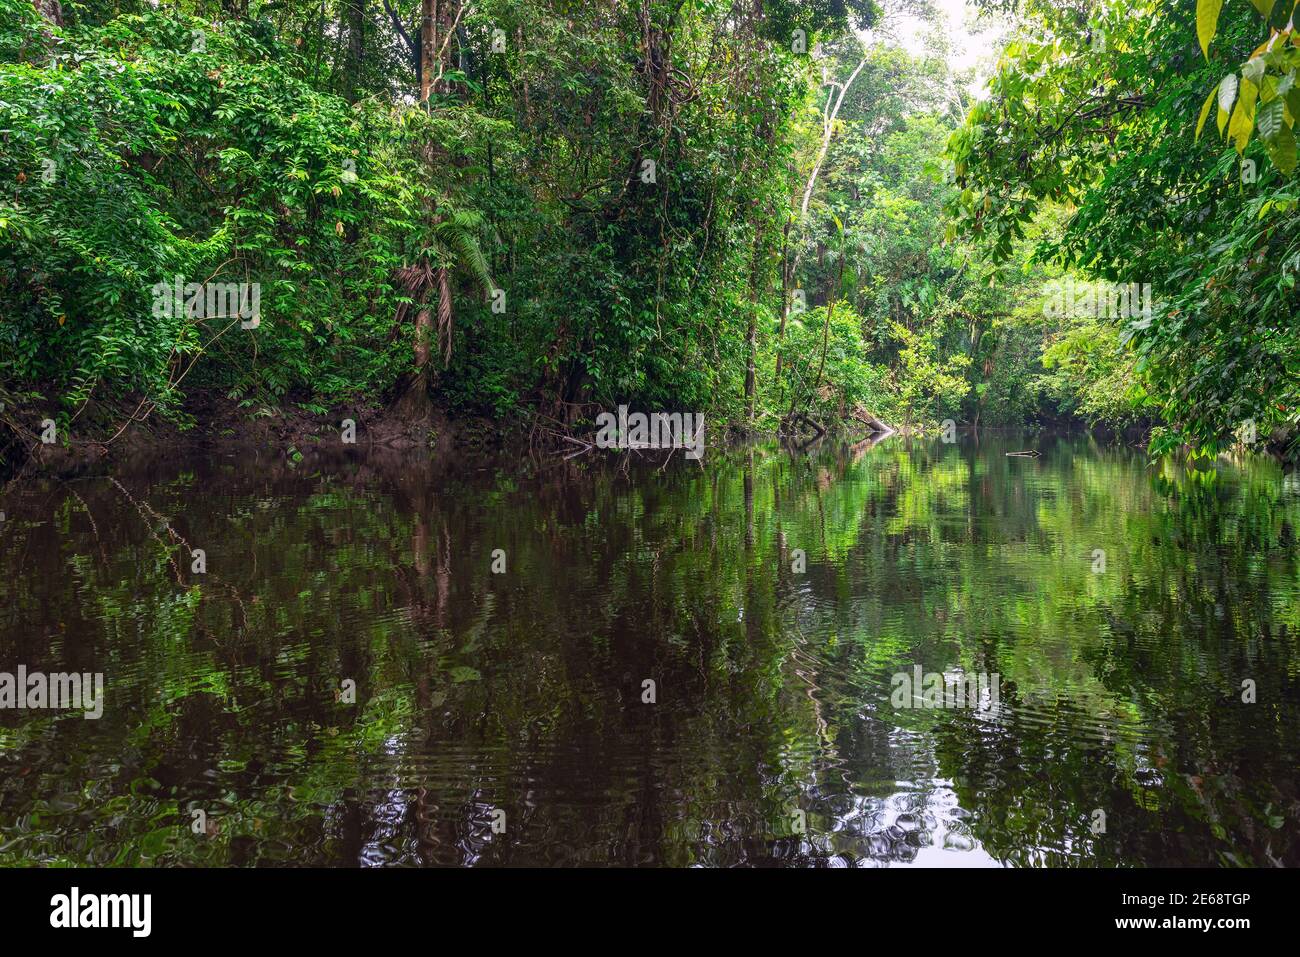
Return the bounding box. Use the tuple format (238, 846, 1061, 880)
(1, 432, 1297, 866)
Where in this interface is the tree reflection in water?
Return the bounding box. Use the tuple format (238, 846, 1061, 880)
(0, 433, 1297, 866)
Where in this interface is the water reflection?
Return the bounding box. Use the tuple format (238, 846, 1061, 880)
(0, 432, 1297, 866)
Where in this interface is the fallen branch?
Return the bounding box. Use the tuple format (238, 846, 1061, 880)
(851, 406, 896, 436)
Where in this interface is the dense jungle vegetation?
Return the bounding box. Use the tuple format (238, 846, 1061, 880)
(0, 0, 1297, 459)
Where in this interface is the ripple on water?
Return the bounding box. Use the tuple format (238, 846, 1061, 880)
(1, 437, 1298, 866)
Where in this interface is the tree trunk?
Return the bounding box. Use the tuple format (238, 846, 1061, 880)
(413, 307, 433, 371)
(744, 218, 767, 427)
(395, 302, 436, 422)
(346, 0, 366, 102)
(800, 57, 867, 220)
(419, 0, 436, 101)
(811, 298, 834, 399)
(436, 265, 452, 365)
(744, 311, 757, 426)
(809, 240, 845, 403)
(32, 0, 62, 24)
(419, 0, 457, 101)
(774, 217, 791, 378)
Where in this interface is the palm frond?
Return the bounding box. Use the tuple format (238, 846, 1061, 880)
(436, 220, 493, 293)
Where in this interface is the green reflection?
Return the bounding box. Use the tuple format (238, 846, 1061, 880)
(0, 434, 1297, 866)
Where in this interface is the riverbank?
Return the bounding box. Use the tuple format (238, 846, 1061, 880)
(0, 389, 464, 477)
(0, 388, 873, 478)
(4, 386, 1294, 481)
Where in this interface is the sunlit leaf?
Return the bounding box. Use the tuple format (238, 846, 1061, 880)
(1196, 84, 1217, 141)
(1198, 0, 1225, 59)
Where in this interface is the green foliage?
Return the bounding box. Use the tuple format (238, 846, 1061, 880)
(1196, 0, 1300, 175)
(786, 39, 1062, 430)
(949, 0, 1300, 456)
(2, 0, 831, 425)
(0, 9, 493, 412)
(1038, 309, 1149, 427)
(775, 304, 891, 421)
(886, 318, 972, 422)
(758, 0, 884, 43)
(8, 0, 1290, 452)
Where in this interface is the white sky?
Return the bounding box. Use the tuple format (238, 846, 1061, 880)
(888, 0, 1006, 87)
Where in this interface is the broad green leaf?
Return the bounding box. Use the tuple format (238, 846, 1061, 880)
(1258, 97, 1285, 139)
(1198, 0, 1225, 59)
(1249, 0, 1277, 19)
(1266, 123, 1297, 173)
(1285, 88, 1300, 123)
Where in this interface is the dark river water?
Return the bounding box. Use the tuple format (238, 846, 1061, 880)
(1, 433, 1298, 867)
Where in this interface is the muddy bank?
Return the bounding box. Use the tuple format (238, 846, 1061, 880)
(0, 389, 760, 479)
(6, 387, 1288, 480)
(0, 389, 496, 479)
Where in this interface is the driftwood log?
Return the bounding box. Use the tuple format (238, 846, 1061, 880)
(851, 406, 895, 435)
